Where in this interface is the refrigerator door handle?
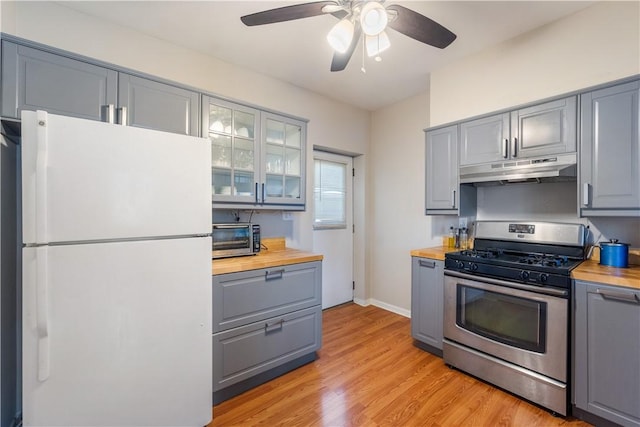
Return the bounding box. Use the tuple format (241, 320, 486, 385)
(36, 110, 49, 244)
(36, 246, 51, 381)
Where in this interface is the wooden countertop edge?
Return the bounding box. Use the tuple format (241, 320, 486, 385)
(213, 249, 323, 275)
(410, 247, 640, 290)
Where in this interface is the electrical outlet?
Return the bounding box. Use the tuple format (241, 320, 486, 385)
(458, 217, 467, 228)
(282, 211, 293, 221)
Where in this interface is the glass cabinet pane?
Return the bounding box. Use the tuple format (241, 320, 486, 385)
(285, 176, 301, 199)
(234, 138, 254, 171)
(285, 147, 301, 176)
(266, 174, 284, 197)
(266, 119, 285, 144)
(209, 105, 232, 134)
(286, 124, 301, 148)
(266, 144, 284, 174)
(234, 171, 255, 196)
(212, 168, 232, 195)
(211, 134, 232, 168)
(234, 110, 255, 139)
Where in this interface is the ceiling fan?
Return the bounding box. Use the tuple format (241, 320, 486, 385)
(240, 1, 457, 72)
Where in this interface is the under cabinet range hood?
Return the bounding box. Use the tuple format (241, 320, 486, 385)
(459, 152, 577, 185)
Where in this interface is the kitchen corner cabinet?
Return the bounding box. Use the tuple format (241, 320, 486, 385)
(212, 261, 322, 403)
(425, 125, 476, 216)
(460, 96, 577, 166)
(573, 280, 640, 427)
(411, 257, 444, 356)
(579, 80, 640, 216)
(204, 95, 307, 210)
(1, 40, 199, 136)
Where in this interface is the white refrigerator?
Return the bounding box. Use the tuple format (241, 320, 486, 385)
(21, 110, 212, 426)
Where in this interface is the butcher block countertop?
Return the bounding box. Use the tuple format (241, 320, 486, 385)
(212, 237, 323, 275)
(411, 246, 640, 290)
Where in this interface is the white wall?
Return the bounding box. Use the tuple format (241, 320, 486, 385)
(1, 1, 371, 256)
(430, 1, 640, 125)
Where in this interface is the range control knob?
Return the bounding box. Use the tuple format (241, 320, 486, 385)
(539, 273, 549, 283)
(470, 263, 479, 271)
(519, 270, 530, 281)
(456, 260, 465, 269)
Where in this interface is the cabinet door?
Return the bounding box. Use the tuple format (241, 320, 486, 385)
(580, 80, 640, 215)
(573, 281, 640, 427)
(425, 125, 458, 213)
(511, 96, 577, 159)
(118, 73, 199, 136)
(1, 41, 117, 121)
(459, 113, 510, 165)
(213, 305, 321, 392)
(260, 112, 307, 208)
(410, 257, 444, 354)
(212, 261, 322, 333)
(204, 96, 260, 205)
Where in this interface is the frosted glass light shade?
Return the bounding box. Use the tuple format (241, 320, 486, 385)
(366, 31, 390, 57)
(360, 2, 388, 36)
(327, 19, 354, 53)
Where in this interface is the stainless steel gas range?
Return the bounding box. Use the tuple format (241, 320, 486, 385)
(443, 221, 586, 416)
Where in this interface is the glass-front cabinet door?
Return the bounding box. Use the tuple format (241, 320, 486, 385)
(261, 112, 306, 207)
(204, 96, 259, 205)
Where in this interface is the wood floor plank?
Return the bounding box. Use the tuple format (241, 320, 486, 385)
(210, 303, 591, 427)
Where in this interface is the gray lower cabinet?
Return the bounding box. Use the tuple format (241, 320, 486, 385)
(580, 80, 640, 216)
(212, 261, 322, 403)
(411, 257, 444, 356)
(1, 40, 117, 121)
(1, 39, 200, 136)
(573, 280, 640, 427)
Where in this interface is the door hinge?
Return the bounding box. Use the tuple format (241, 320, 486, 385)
(352, 168, 355, 177)
(352, 224, 355, 233)
(352, 281, 355, 290)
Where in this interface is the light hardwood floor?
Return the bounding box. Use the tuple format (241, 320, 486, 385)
(209, 303, 591, 426)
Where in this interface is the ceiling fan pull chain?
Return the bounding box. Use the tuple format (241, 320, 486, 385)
(361, 35, 366, 73)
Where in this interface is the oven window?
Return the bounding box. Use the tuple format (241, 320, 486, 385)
(456, 285, 547, 353)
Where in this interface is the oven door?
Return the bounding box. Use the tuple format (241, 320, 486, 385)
(444, 270, 568, 382)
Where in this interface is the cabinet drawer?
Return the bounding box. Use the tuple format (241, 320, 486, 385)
(213, 261, 321, 333)
(213, 305, 321, 392)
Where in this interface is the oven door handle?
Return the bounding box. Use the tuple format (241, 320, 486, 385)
(444, 270, 569, 297)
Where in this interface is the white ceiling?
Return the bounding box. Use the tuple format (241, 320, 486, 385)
(56, 0, 595, 111)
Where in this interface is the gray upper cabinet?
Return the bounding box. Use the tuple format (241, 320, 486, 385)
(118, 73, 199, 136)
(580, 80, 640, 216)
(573, 280, 640, 427)
(459, 96, 577, 166)
(1, 40, 117, 121)
(205, 95, 307, 210)
(425, 125, 458, 213)
(1, 40, 199, 136)
(460, 113, 510, 165)
(425, 125, 476, 216)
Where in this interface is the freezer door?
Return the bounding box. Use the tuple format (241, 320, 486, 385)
(22, 237, 212, 426)
(22, 110, 211, 245)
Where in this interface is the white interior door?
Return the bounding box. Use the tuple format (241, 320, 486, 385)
(312, 151, 353, 309)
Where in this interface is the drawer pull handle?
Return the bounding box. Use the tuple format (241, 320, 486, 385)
(265, 319, 284, 333)
(419, 260, 436, 268)
(596, 288, 640, 304)
(265, 269, 285, 280)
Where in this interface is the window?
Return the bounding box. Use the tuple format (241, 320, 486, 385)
(313, 158, 347, 229)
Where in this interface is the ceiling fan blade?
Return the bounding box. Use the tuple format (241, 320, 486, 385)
(386, 4, 456, 49)
(241, 1, 339, 26)
(330, 26, 362, 72)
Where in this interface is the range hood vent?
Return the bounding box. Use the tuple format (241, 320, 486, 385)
(459, 152, 577, 185)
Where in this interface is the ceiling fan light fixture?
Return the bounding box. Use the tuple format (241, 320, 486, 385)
(360, 1, 388, 36)
(327, 18, 355, 53)
(365, 31, 390, 57)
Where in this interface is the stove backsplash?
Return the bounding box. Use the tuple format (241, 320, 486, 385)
(474, 182, 640, 247)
